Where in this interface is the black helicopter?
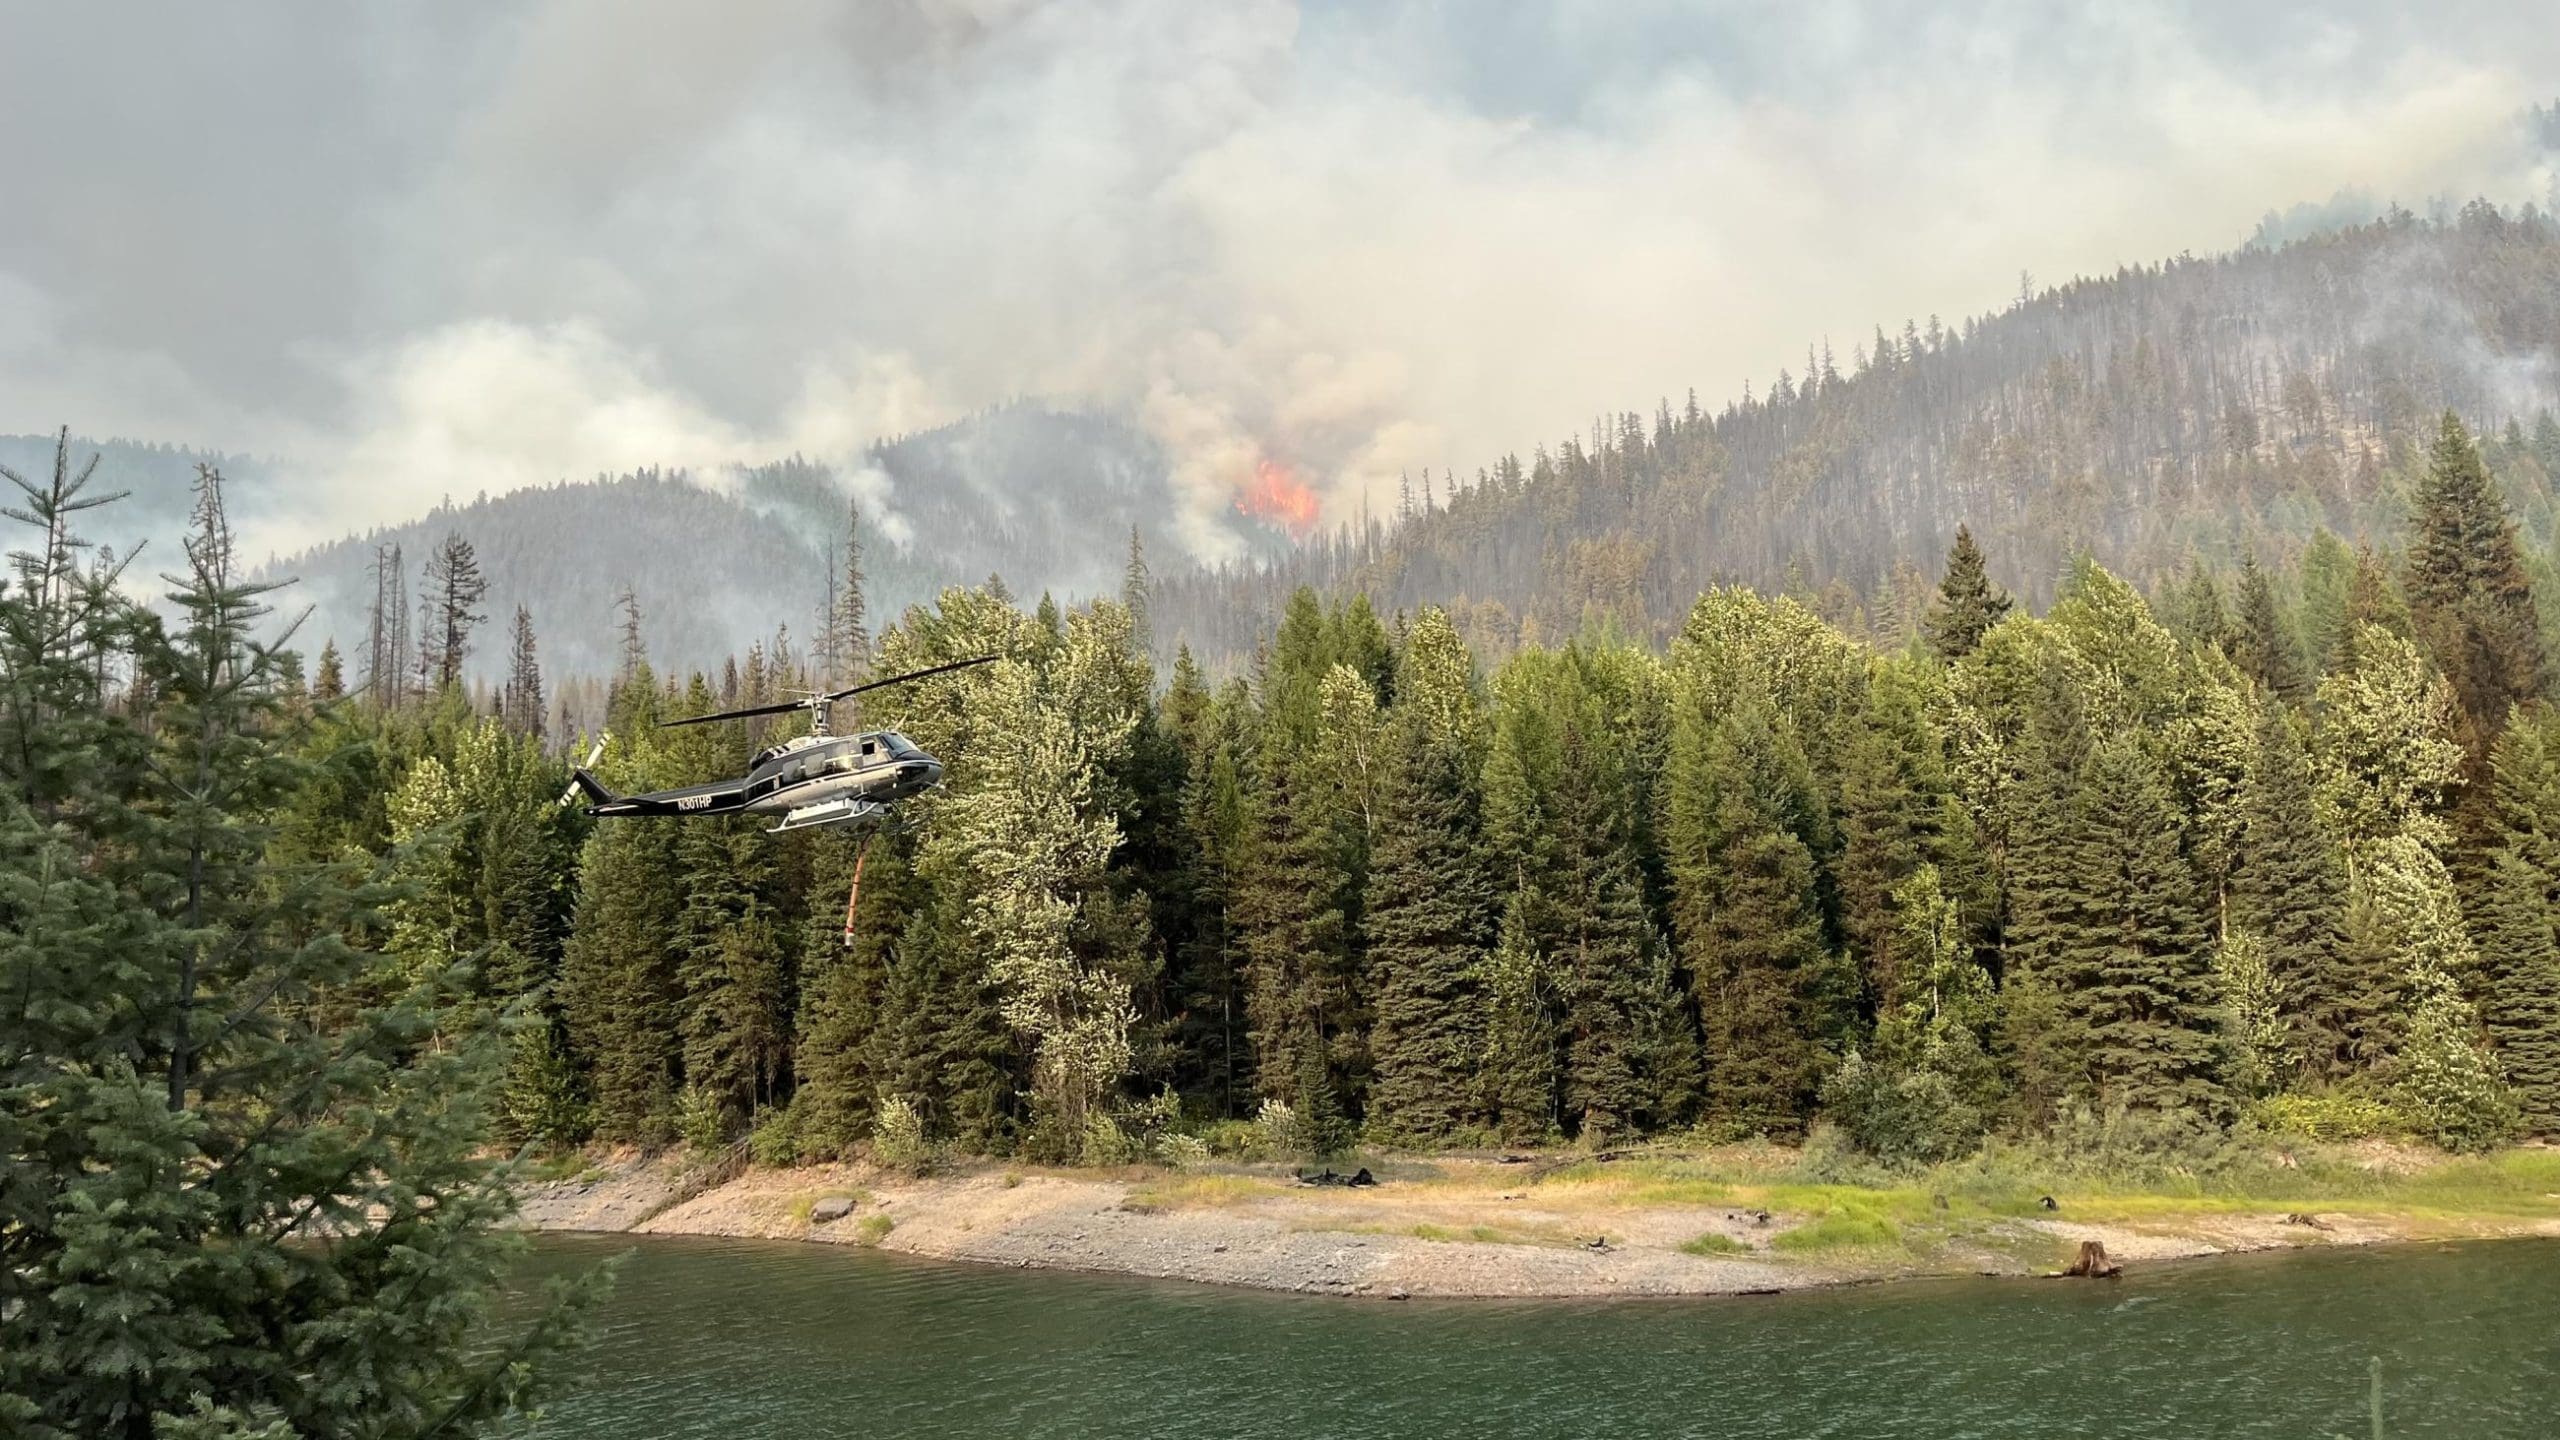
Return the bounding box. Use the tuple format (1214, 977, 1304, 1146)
(558, 654, 997, 834)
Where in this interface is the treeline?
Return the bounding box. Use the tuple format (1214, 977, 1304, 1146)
(330, 412, 2560, 1166)
(1156, 206, 2560, 672)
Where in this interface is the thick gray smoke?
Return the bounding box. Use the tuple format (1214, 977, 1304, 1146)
(3, 1, 2556, 561)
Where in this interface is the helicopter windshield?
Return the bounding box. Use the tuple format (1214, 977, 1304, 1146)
(879, 731, 924, 758)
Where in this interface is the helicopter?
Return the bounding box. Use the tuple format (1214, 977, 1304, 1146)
(557, 654, 998, 835)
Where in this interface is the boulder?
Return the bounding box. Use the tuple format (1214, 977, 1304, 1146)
(809, 1196, 858, 1224)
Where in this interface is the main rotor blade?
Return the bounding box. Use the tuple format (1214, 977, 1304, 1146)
(657, 695, 815, 728)
(656, 654, 999, 729)
(821, 653, 1000, 703)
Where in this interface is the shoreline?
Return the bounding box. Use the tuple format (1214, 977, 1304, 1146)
(509, 1148, 2560, 1301)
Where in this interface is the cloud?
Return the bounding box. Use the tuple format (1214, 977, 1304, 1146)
(3, 1, 2556, 561)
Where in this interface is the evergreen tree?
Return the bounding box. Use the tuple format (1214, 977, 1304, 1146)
(2404, 411, 2547, 743)
(556, 682, 684, 1141)
(1362, 610, 1495, 1143)
(790, 826, 910, 1155)
(2474, 847, 2560, 1134)
(1670, 692, 1844, 1134)
(1832, 660, 1989, 1012)
(2069, 737, 2226, 1116)
(502, 604, 545, 737)
(313, 638, 345, 701)
(2228, 707, 2371, 1079)
(2474, 709, 2560, 1132)
(0, 455, 598, 1436)
(421, 531, 490, 690)
(2230, 554, 2304, 702)
(1548, 716, 1695, 1140)
(1922, 525, 2013, 659)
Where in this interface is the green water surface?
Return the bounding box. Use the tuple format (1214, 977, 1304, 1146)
(518, 1234, 2559, 1438)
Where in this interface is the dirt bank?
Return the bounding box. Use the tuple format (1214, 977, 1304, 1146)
(510, 1150, 2560, 1300)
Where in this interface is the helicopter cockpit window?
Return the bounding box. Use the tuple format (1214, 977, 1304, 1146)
(880, 732, 922, 758)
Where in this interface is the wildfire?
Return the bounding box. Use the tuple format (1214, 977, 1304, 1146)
(1234, 457, 1321, 538)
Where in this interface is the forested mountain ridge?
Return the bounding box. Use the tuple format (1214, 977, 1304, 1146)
(1155, 207, 2560, 666)
(248, 403, 1212, 684)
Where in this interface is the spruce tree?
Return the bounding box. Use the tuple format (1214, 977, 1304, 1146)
(556, 678, 684, 1141)
(2474, 709, 2560, 1132)
(2405, 411, 2547, 742)
(1832, 660, 1989, 1012)
(2474, 847, 2560, 1134)
(421, 531, 490, 690)
(0, 454, 598, 1436)
(1362, 610, 1495, 1143)
(2228, 707, 2372, 1079)
(790, 826, 910, 1155)
(2069, 736, 2227, 1116)
(1669, 694, 1842, 1134)
(2230, 554, 2305, 701)
(502, 604, 544, 736)
(1922, 525, 2013, 660)
(1548, 716, 1694, 1140)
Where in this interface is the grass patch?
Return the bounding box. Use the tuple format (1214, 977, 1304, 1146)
(1408, 1222, 1525, 1245)
(1772, 1203, 1904, 1253)
(1121, 1173, 1282, 1213)
(1679, 1232, 1750, 1256)
(853, 1213, 895, 1246)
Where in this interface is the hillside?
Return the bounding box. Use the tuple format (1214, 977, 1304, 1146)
(1154, 207, 2560, 665)
(253, 403, 1253, 683)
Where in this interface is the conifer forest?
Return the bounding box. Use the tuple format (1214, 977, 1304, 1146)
(16, 390, 2555, 1266)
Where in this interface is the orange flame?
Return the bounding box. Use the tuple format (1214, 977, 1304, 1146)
(1235, 457, 1320, 537)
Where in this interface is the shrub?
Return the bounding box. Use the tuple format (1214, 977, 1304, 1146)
(853, 1213, 895, 1246)
(749, 1102, 803, 1169)
(2248, 1090, 2402, 1143)
(1080, 1114, 1141, 1167)
(675, 1083, 729, 1157)
(1154, 1133, 1211, 1169)
(1819, 1050, 1986, 1165)
(1200, 1119, 1266, 1159)
(1252, 1098, 1310, 1159)
(871, 1095, 937, 1176)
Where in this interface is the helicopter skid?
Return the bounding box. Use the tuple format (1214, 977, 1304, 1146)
(767, 797, 888, 835)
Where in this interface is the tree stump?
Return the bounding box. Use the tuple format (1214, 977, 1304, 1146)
(2061, 1240, 2122, 1278)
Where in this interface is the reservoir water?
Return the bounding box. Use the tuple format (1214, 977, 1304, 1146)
(519, 1234, 2559, 1438)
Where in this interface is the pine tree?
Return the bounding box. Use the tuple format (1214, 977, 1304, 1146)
(2473, 709, 2560, 1132)
(502, 605, 545, 737)
(1832, 660, 1989, 1011)
(2474, 847, 2560, 1134)
(556, 682, 684, 1142)
(1362, 610, 1495, 1143)
(422, 531, 490, 690)
(2228, 707, 2372, 1079)
(1548, 716, 1694, 1140)
(2069, 737, 2227, 1116)
(1669, 693, 1842, 1134)
(790, 826, 910, 1156)
(2230, 554, 2305, 701)
(2404, 411, 2547, 744)
(313, 638, 345, 701)
(1922, 525, 2013, 659)
(0, 455, 598, 1436)
(1122, 525, 1152, 659)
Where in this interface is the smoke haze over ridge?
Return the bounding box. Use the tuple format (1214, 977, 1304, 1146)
(4, 1, 2556, 563)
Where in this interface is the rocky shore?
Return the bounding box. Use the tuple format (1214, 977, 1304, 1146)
(509, 1150, 2555, 1300)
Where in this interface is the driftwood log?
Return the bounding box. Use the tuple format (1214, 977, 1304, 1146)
(2059, 1240, 2122, 1278)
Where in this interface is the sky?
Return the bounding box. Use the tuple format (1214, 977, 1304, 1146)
(3, 0, 2556, 561)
